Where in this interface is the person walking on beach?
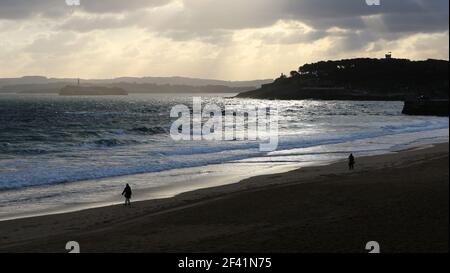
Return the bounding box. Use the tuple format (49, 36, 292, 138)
(348, 153, 355, 170)
(122, 183, 132, 206)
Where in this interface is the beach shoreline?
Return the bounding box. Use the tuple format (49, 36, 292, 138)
(0, 142, 448, 253)
(1, 133, 448, 222)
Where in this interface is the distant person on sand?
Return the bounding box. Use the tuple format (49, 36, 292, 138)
(122, 184, 132, 206)
(348, 153, 355, 170)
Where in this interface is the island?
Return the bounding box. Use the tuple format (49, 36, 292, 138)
(59, 85, 128, 96)
(236, 58, 449, 102)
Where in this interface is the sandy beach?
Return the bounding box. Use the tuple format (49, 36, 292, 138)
(0, 142, 448, 253)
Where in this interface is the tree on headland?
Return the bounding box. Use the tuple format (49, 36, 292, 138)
(290, 71, 300, 78)
(237, 58, 449, 100)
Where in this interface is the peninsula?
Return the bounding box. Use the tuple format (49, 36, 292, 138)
(236, 58, 449, 102)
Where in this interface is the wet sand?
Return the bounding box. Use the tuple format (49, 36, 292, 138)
(0, 143, 448, 253)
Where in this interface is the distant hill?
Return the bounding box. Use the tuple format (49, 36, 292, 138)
(237, 58, 449, 101)
(0, 76, 273, 94)
(0, 82, 257, 95)
(92, 76, 273, 88)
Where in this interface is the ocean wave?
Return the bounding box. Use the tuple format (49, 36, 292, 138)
(0, 150, 258, 190)
(80, 138, 141, 148)
(159, 118, 449, 157)
(130, 126, 167, 135)
(0, 143, 53, 155)
(77, 131, 102, 137)
(1, 126, 448, 191)
(1, 97, 448, 192)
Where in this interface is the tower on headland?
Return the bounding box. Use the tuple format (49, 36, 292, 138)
(385, 52, 392, 59)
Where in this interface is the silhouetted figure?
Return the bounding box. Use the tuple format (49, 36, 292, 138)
(348, 153, 355, 170)
(122, 184, 132, 206)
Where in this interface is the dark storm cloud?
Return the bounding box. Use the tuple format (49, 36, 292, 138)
(151, 0, 448, 37)
(0, 0, 170, 19)
(1, 0, 448, 45)
(284, 0, 449, 33)
(81, 0, 170, 13)
(157, 0, 448, 44)
(0, 0, 65, 19)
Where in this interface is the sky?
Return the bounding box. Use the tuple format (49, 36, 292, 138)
(0, 0, 448, 80)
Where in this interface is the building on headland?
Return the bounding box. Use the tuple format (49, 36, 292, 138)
(385, 52, 392, 59)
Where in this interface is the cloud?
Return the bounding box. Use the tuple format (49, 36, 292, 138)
(80, 0, 170, 13)
(161, 0, 449, 36)
(0, 0, 171, 19)
(0, 0, 66, 19)
(50, 0, 449, 45)
(5, 0, 443, 41)
(23, 32, 92, 55)
(0, 0, 448, 79)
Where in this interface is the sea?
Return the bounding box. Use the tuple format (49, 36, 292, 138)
(0, 93, 448, 220)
